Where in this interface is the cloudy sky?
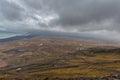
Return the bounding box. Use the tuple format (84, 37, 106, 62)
(0, 0, 120, 40)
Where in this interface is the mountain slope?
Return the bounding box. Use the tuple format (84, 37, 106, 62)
(0, 37, 120, 80)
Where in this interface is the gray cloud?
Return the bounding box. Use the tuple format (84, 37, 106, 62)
(19, 0, 120, 31)
(0, 0, 24, 21)
(22, 0, 42, 10)
(1, 0, 120, 40)
(47, 0, 120, 31)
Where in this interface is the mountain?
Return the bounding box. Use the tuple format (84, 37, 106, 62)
(0, 30, 110, 42)
(0, 34, 33, 42)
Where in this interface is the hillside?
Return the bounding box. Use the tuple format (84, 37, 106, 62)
(0, 37, 120, 80)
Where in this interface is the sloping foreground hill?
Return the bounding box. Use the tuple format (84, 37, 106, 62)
(0, 37, 120, 80)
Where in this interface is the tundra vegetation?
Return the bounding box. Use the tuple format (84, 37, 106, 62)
(0, 37, 120, 80)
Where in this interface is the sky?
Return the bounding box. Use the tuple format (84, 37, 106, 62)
(0, 0, 120, 40)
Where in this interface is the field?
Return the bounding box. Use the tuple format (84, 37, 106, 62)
(0, 37, 120, 80)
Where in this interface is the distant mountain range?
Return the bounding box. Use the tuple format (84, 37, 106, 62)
(0, 30, 111, 42)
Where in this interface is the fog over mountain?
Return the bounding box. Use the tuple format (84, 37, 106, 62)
(0, 0, 120, 41)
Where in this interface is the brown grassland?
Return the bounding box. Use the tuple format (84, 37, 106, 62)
(0, 37, 119, 80)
